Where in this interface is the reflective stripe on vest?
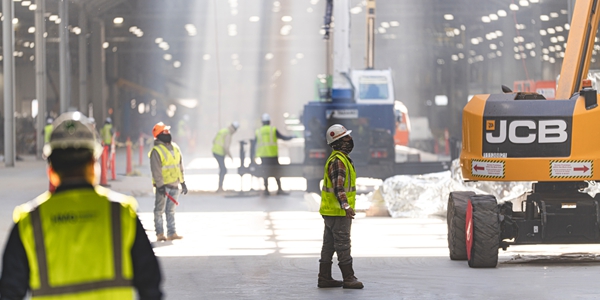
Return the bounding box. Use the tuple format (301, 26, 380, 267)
(320, 151, 356, 216)
(101, 124, 112, 145)
(15, 187, 137, 299)
(255, 125, 278, 157)
(148, 143, 183, 185)
(212, 128, 229, 156)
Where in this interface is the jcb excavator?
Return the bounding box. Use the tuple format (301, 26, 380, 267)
(448, 0, 600, 268)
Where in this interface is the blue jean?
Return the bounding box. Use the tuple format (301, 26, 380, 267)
(154, 186, 180, 236)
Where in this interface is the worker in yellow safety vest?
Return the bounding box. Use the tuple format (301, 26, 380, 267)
(149, 122, 188, 242)
(254, 113, 293, 196)
(43, 117, 53, 144)
(212, 121, 239, 192)
(101, 117, 113, 146)
(0, 111, 163, 299)
(317, 124, 363, 289)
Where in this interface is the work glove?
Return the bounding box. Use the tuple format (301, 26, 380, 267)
(181, 182, 188, 195)
(156, 185, 166, 195)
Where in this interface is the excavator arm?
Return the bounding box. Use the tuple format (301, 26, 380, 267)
(556, 0, 600, 99)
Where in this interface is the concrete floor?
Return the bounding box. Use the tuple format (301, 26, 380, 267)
(2, 152, 600, 299)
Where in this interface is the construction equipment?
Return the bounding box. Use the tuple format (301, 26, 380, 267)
(237, 0, 450, 192)
(448, 0, 600, 268)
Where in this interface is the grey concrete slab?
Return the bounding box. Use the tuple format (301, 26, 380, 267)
(2, 153, 600, 300)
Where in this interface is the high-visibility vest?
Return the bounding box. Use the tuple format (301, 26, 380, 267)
(44, 124, 53, 144)
(212, 127, 229, 156)
(101, 124, 113, 145)
(320, 150, 356, 216)
(148, 142, 183, 185)
(255, 125, 278, 158)
(177, 120, 186, 138)
(13, 186, 138, 299)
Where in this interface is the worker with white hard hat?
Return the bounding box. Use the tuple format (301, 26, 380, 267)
(254, 113, 294, 196)
(0, 111, 163, 299)
(43, 117, 54, 144)
(317, 124, 363, 289)
(101, 117, 113, 146)
(212, 121, 240, 192)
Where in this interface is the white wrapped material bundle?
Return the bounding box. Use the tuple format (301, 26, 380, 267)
(381, 159, 533, 218)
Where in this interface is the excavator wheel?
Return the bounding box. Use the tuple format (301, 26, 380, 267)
(467, 195, 500, 268)
(447, 191, 475, 260)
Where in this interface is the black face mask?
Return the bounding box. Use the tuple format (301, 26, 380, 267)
(339, 138, 354, 154)
(157, 133, 172, 144)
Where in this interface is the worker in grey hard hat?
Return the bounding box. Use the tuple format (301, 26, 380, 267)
(43, 117, 54, 144)
(100, 117, 114, 147)
(254, 113, 294, 196)
(211, 121, 240, 192)
(0, 111, 163, 299)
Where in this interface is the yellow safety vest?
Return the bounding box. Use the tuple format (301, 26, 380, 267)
(44, 124, 53, 144)
(101, 124, 113, 145)
(177, 120, 186, 138)
(14, 186, 138, 299)
(320, 150, 356, 216)
(148, 142, 183, 185)
(255, 125, 278, 158)
(212, 127, 229, 156)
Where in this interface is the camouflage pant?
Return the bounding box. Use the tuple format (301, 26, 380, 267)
(319, 216, 353, 265)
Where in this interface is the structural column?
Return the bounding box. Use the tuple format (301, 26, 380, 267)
(59, 0, 70, 113)
(90, 19, 107, 124)
(35, 0, 47, 159)
(79, 4, 88, 113)
(3, 0, 15, 166)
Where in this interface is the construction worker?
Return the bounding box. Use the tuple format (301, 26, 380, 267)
(43, 117, 53, 144)
(212, 121, 240, 192)
(100, 117, 114, 173)
(101, 117, 113, 147)
(0, 111, 163, 299)
(149, 122, 187, 242)
(318, 124, 363, 289)
(254, 113, 293, 196)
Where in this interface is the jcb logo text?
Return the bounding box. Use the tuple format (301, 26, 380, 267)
(485, 119, 568, 144)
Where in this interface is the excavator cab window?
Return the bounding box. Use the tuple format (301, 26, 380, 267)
(358, 76, 389, 100)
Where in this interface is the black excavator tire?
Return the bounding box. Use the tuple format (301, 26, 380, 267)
(447, 191, 475, 260)
(468, 195, 500, 268)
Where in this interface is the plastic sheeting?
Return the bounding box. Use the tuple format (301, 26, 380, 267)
(380, 160, 533, 218)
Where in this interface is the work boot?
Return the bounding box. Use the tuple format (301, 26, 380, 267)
(276, 189, 289, 196)
(317, 262, 343, 288)
(216, 187, 224, 193)
(167, 233, 183, 241)
(263, 190, 270, 196)
(156, 233, 167, 242)
(339, 263, 364, 289)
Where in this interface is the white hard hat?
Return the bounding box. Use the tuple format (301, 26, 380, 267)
(43, 111, 103, 158)
(326, 124, 352, 144)
(46, 117, 53, 124)
(261, 113, 270, 122)
(231, 121, 240, 130)
(105, 117, 112, 123)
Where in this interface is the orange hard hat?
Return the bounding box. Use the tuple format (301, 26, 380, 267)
(152, 122, 171, 138)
